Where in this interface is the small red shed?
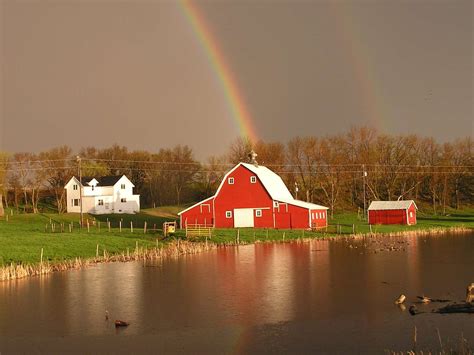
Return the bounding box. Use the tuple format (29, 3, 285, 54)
(368, 200, 417, 225)
(178, 162, 329, 229)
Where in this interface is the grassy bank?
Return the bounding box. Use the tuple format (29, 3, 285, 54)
(0, 207, 473, 271)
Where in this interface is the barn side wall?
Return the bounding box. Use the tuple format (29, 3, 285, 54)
(310, 209, 328, 228)
(180, 199, 214, 228)
(407, 204, 417, 225)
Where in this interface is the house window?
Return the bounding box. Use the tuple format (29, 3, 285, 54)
(250, 176, 257, 184)
(255, 209, 262, 217)
(226, 211, 232, 218)
(98, 199, 104, 206)
(73, 184, 78, 191)
(72, 199, 79, 206)
(228, 177, 234, 185)
(121, 184, 126, 189)
(91, 186, 95, 191)
(121, 198, 127, 203)
(273, 201, 279, 208)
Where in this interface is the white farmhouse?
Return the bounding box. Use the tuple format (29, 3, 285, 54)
(64, 175, 140, 214)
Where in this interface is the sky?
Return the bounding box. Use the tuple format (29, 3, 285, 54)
(0, 0, 472, 160)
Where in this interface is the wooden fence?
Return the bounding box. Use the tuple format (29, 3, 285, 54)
(185, 224, 213, 238)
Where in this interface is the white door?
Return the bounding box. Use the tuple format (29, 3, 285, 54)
(234, 208, 254, 228)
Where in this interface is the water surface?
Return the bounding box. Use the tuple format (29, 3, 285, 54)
(1, 233, 473, 353)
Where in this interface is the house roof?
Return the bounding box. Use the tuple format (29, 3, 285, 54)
(368, 200, 417, 211)
(80, 175, 124, 187)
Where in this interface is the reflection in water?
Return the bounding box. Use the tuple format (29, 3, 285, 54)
(0, 233, 473, 353)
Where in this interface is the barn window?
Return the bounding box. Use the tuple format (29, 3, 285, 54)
(73, 199, 79, 206)
(91, 186, 95, 191)
(228, 177, 234, 185)
(273, 201, 279, 208)
(98, 199, 104, 206)
(409, 211, 413, 218)
(322, 211, 325, 218)
(255, 209, 262, 217)
(121, 198, 127, 203)
(121, 184, 126, 189)
(250, 176, 257, 184)
(226, 211, 232, 218)
(73, 184, 78, 190)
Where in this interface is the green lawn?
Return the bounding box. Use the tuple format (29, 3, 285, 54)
(0, 208, 472, 266)
(0, 212, 172, 266)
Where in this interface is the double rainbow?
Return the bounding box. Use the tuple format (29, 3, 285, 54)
(179, 0, 258, 143)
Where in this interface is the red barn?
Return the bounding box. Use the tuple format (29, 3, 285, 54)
(179, 162, 328, 229)
(368, 200, 417, 225)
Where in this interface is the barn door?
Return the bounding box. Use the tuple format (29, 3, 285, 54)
(233, 208, 254, 228)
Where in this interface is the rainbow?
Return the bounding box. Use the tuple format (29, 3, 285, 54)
(179, 0, 258, 143)
(329, 2, 387, 132)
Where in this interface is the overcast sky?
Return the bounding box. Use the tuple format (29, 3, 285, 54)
(1, 0, 472, 159)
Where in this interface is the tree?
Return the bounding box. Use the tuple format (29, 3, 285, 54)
(39, 146, 74, 213)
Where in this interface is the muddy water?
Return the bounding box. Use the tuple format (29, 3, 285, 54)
(0, 233, 473, 354)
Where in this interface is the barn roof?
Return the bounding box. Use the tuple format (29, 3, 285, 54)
(240, 163, 295, 202)
(368, 200, 417, 211)
(282, 199, 329, 210)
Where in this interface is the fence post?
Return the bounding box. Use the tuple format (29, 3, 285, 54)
(352, 224, 355, 234)
(283, 232, 285, 241)
(237, 229, 240, 244)
(119, 221, 122, 233)
(144, 221, 147, 234)
(130, 221, 133, 233)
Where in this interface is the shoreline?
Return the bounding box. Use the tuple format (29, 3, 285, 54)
(1, 226, 472, 282)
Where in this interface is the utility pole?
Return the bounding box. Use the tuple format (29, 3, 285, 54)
(362, 164, 367, 220)
(77, 156, 83, 228)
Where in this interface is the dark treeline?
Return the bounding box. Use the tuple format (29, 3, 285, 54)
(0, 127, 472, 215)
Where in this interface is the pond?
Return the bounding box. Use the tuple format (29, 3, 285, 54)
(1, 233, 473, 353)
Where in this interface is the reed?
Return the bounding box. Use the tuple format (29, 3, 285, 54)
(0, 240, 216, 282)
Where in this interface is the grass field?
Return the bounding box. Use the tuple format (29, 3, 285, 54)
(0, 206, 473, 266)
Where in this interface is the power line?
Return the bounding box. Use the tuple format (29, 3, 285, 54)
(0, 166, 472, 175)
(1, 157, 473, 169)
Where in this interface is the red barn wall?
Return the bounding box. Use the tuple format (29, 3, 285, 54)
(369, 209, 407, 225)
(180, 199, 214, 227)
(214, 166, 273, 228)
(407, 203, 417, 225)
(310, 209, 328, 228)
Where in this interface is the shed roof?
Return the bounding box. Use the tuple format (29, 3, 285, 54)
(368, 200, 417, 211)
